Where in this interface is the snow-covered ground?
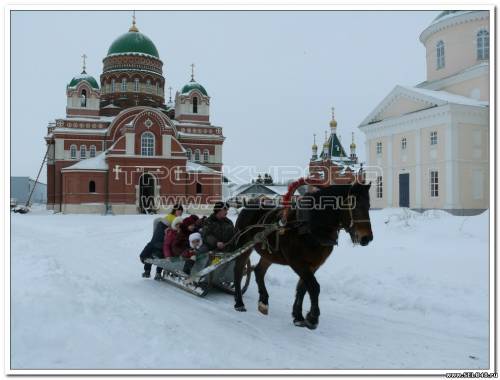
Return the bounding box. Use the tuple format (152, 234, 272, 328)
(10, 206, 490, 371)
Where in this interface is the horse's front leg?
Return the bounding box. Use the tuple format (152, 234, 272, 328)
(254, 257, 272, 315)
(292, 278, 307, 325)
(233, 249, 252, 312)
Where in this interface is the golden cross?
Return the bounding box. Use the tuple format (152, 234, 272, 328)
(331, 106, 335, 119)
(191, 63, 195, 81)
(133, 10, 136, 26)
(168, 86, 172, 102)
(313, 133, 316, 145)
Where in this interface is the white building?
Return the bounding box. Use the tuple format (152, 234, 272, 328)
(358, 10, 490, 215)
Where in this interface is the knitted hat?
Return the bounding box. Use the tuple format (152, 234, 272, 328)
(181, 215, 199, 229)
(189, 232, 202, 243)
(171, 216, 183, 230)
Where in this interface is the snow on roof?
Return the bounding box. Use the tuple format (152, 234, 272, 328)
(102, 104, 121, 109)
(177, 131, 224, 140)
(429, 10, 474, 26)
(52, 128, 108, 135)
(62, 152, 108, 171)
(63, 116, 115, 123)
(186, 161, 219, 173)
(399, 85, 489, 107)
(266, 185, 289, 195)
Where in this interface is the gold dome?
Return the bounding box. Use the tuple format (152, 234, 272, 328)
(329, 119, 337, 129)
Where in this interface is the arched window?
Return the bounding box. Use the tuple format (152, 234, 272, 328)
(121, 78, 127, 92)
(141, 132, 155, 156)
(156, 82, 159, 95)
(203, 149, 209, 162)
(196, 182, 202, 194)
(193, 97, 198, 113)
(186, 148, 192, 160)
(80, 89, 87, 107)
(134, 78, 139, 92)
(70, 144, 77, 159)
(90, 145, 96, 158)
(80, 145, 87, 159)
(89, 180, 96, 193)
(401, 137, 407, 150)
(111, 79, 115, 93)
(436, 41, 445, 69)
(194, 149, 200, 162)
(146, 79, 151, 93)
(477, 30, 489, 60)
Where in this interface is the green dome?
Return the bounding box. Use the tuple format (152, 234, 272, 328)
(107, 31, 159, 58)
(181, 80, 208, 96)
(68, 73, 99, 89)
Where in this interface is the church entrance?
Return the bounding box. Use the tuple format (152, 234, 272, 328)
(399, 173, 410, 208)
(139, 173, 156, 214)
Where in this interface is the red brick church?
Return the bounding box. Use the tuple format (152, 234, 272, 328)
(45, 16, 224, 214)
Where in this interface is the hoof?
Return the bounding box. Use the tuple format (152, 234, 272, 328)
(258, 302, 269, 315)
(304, 319, 318, 330)
(293, 318, 307, 327)
(234, 305, 247, 312)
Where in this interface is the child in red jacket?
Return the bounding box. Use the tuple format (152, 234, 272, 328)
(162, 216, 183, 264)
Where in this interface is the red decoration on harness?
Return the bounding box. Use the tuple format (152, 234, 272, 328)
(280, 177, 328, 225)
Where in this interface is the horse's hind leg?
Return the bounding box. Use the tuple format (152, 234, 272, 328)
(233, 249, 252, 312)
(292, 278, 307, 325)
(254, 257, 272, 315)
(302, 272, 321, 329)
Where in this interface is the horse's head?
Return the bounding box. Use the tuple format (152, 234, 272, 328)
(343, 182, 373, 246)
(306, 181, 373, 247)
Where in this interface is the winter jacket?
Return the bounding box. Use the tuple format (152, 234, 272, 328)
(171, 215, 200, 257)
(163, 228, 178, 258)
(201, 214, 235, 251)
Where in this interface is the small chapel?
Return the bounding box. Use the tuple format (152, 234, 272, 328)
(45, 15, 224, 214)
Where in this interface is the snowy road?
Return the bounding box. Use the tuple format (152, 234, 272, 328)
(10, 207, 490, 370)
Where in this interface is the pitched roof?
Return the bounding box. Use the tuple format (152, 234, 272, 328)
(359, 85, 488, 126)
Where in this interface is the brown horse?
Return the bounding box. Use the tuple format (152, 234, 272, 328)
(232, 180, 373, 329)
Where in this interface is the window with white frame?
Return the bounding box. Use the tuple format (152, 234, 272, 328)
(141, 132, 155, 156)
(121, 78, 127, 92)
(146, 79, 151, 93)
(430, 131, 438, 146)
(186, 148, 192, 161)
(401, 137, 407, 150)
(477, 30, 489, 60)
(436, 41, 445, 69)
(203, 150, 209, 162)
(134, 78, 139, 92)
(111, 79, 115, 93)
(80, 145, 87, 159)
(430, 170, 439, 197)
(376, 142, 382, 155)
(90, 145, 96, 158)
(376, 176, 383, 199)
(70, 145, 77, 159)
(80, 89, 87, 107)
(156, 82, 159, 96)
(194, 149, 200, 162)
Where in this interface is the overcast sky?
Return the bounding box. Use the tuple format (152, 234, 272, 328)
(10, 10, 438, 183)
